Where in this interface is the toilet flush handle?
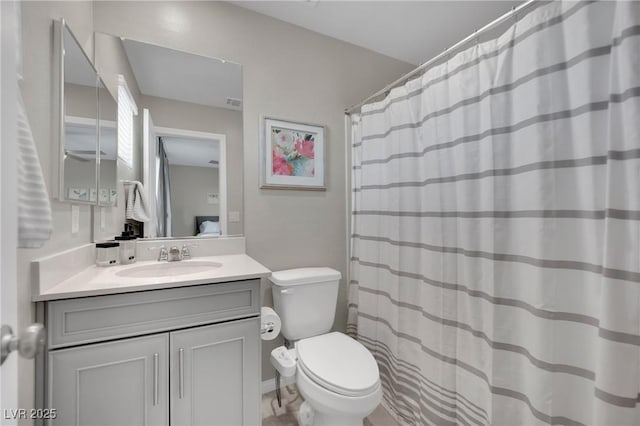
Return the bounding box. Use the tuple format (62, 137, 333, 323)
(280, 288, 294, 295)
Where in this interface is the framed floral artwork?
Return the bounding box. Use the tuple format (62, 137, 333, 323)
(261, 117, 326, 190)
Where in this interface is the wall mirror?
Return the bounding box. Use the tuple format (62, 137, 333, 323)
(55, 20, 99, 204)
(94, 33, 244, 239)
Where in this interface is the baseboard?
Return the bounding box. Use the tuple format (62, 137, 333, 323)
(262, 375, 296, 394)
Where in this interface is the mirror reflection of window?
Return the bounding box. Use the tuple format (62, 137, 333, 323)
(117, 75, 138, 169)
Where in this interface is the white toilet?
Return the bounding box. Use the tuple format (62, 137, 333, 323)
(269, 267, 382, 426)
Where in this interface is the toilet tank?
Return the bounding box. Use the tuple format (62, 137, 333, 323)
(270, 267, 341, 341)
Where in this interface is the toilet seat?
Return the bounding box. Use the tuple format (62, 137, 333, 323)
(296, 332, 380, 397)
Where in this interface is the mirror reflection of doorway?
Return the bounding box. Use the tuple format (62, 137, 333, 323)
(143, 111, 227, 238)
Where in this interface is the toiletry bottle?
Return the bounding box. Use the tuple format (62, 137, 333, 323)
(96, 242, 119, 266)
(115, 224, 137, 264)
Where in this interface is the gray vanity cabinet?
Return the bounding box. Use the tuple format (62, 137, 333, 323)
(170, 318, 260, 426)
(48, 334, 169, 426)
(40, 280, 261, 426)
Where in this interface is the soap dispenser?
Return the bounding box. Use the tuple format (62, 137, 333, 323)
(115, 224, 137, 265)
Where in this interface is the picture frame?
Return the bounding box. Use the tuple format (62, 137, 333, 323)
(260, 117, 326, 190)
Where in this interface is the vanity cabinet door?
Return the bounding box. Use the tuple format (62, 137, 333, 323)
(170, 317, 260, 426)
(48, 334, 169, 426)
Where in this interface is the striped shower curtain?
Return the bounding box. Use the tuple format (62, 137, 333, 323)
(348, 2, 640, 425)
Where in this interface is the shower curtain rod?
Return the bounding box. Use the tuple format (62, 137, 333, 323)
(344, 0, 540, 115)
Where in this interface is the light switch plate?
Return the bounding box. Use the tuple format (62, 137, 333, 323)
(207, 193, 219, 205)
(229, 211, 241, 223)
(71, 205, 80, 234)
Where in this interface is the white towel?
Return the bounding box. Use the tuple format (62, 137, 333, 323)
(17, 90, 52, 248)
(125, 181, 150, 222)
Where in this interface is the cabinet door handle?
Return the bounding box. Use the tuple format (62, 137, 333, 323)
(179, 348, 184, 399)
(153, 353, 159, 406)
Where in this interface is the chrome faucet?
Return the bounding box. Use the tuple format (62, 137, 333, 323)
(153, 244, 197, 262)
(168, 246, 181, 262)
(157, 246, 168, 262)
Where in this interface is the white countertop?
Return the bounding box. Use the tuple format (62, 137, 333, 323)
(34, 254, 271, 301)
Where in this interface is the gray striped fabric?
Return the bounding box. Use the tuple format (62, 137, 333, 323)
(348, 2, 640, 425)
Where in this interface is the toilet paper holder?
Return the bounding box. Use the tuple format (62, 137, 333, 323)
(260, 307, 281, 341)
(261, 321, 277, 335)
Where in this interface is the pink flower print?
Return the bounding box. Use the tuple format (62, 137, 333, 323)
(272, 148, 292, 176)
(294, 139, 315, 159)
(274, 131, 295, 152)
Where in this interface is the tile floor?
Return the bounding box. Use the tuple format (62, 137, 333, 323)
(261, 384, 400, 426)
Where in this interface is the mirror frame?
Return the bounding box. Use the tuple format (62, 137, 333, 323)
(54, 18, 99, 205)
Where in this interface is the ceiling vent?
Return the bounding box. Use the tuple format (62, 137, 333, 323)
(226, 97, 242, 108)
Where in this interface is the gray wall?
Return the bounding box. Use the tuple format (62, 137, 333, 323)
(17, 2, 412, 414)
(141, 95, 244, 235)
(169, 165, 220, 237)
(93, 0, 413, 382)
(65, 82, 97, 118)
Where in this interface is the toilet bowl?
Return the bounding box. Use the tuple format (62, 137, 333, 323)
(268, 268, 381, 425)
(295, 332, 382, 426)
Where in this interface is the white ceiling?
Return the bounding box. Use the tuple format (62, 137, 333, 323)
(122, 39, 243, 110)
(161, 136, 221, 168)
(232, 1, 521, 66)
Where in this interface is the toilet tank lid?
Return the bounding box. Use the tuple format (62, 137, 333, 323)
(269, 267, 341, 286)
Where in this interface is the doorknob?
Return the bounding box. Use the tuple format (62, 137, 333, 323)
(1, 324, 46, 365)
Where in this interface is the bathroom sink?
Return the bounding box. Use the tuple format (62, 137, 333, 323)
(115, 260, 222, 278)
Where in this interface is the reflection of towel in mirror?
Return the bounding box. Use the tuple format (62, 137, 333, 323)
(17, 90, 52, 248)
(125, 181, 150, 222)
